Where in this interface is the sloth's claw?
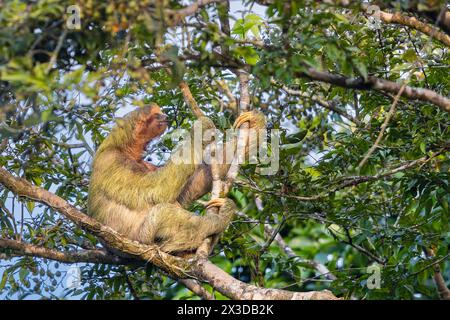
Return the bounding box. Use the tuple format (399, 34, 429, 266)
(206, 198, 226, 209)
(233, 112, 253, 129)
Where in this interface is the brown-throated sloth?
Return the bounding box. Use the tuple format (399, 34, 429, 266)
(88, 103, 265, 253)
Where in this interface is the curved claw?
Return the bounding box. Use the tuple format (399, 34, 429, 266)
(233, 112, 253, 129)
(206, 198, 226, 210)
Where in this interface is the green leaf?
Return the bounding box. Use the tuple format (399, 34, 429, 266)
(233, 46, 259, 65)
(420, 142, 426, 154)
(231, 14, 263, 38)
(26, 201, 35, 213)
(402, 49, 418, 63)
(352, 59, 368, 79)
(0, 271, 7, 291)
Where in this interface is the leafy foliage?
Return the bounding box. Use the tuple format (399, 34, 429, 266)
(0, 0, 449, 300)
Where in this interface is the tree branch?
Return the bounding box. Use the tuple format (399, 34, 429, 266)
(371, 1, 450, 36)
(0, 167, 190, 278)
(151, 48, 450, 114)
(271, 79, 362, 125)
(194, 258, 338, 300)
(179, 81, 205, 118)
(237, 146, 448, 201)
(165, 0, 227, 26)
(374, 9, 450, 47)
(0, 237, 127, 265)
(433, 269, 450, 300)
(358, 83, 406, 168)
(179, 279, 215, 300)
(215, 80, 238, 116)
(296, 68, 450, 114)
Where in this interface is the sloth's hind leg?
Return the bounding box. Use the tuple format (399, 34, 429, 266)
(138, 201, 235, 253)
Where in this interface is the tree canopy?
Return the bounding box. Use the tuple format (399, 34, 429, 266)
(0, 0, 449, 300)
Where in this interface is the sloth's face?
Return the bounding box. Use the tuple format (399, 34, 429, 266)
(146, 108, 168, 137)
(138, 103, 168, 138)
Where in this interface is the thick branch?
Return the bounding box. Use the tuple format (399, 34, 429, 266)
(296, 68, 450, 114)
(375, 9, 450, 47)
(0, 237, 127, 264)
(372, 1, 450, 36)
(193, 259, 338, 300)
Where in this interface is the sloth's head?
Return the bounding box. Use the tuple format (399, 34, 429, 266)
(138, 103, 168, 139)
(99, 104, 169, 157)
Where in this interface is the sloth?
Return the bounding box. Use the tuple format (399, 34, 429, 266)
(88, 103, 266, 253)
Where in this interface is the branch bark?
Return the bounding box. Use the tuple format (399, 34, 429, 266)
(425, 248, 450, 300)
(0, 238, 127, 264)
(296, 68, 450, 114)
(193, 258, 338, 300)
(371, 1, 450, 36)
(165, 0, 227, 26)
(374, 9, 450, 47)
(237, 146, 449, 201)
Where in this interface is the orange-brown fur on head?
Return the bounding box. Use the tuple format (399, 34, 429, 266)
(127, 103, 168, 161)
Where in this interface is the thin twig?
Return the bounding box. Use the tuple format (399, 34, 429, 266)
(45, 30, 67, 74)
(179, 279, 215, 300)
(358, 83, 407, 169)
(179, 81, 205, 118)
(272, 79, 362, 125)
(424, 248, 450, 300)
(122, 269, 140, 300)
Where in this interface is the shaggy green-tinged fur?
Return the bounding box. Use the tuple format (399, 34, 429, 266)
(87, 107, 235, 252)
